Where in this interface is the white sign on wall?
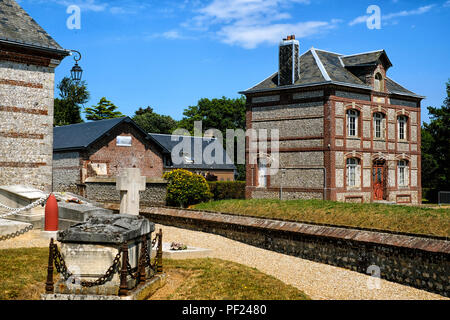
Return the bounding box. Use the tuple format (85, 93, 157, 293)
(116, 136, 132, 147)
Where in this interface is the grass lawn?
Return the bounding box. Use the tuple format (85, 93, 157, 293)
(193, 199, 450, 238)
(0, 248, 309, 300)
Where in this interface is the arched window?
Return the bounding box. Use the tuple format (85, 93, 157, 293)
(374, 73, 383, 92)
(347, 109, 359, 137)
(346, 158, 359, 187)
(373, 113, 385, 139)
(398, 116, 408, 140)
(398, 160, 409, 187)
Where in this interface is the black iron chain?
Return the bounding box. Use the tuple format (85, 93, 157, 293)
(0, 224, 34, 242)
(52, 243, 122, 288)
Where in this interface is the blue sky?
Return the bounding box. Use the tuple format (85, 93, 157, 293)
(17, 0, 450, 124)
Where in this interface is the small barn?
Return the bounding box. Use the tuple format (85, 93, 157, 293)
(53, 117, 236, 195)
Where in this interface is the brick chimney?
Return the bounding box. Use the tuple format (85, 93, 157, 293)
(278, 35, 300, 86)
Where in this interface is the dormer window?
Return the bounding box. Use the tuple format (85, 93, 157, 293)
(374, 73, 383, 92)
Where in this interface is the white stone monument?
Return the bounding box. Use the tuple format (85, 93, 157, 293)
(116, 168, 146, 215)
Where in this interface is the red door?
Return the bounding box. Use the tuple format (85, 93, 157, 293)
(372, 163, 385, 200)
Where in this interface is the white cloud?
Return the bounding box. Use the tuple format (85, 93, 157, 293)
(146, 30, 194, 41)
(29, 0, 150, 14)
(349, 4, 436, 26)
(220, 20, 337, 49)
(443, 0, 450, 7)
(181, 0, 337, 49)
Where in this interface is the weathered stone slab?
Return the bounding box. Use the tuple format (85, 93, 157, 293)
(0, 219, 32, 236)
(57, 214, 154, 244)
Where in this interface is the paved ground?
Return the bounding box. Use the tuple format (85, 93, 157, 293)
(0, 226, 447, 300)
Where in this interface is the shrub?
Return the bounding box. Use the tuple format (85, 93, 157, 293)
(208, 181, 246, 200)
(163, 169, 212, 207)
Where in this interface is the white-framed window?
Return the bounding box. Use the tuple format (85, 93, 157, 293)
(116, 136, 132, 147)
(374, 73, 383, 92)
(258, 159, 268, 188)
(398, 116, 408, 140)
(347, 110, 359, 137)
(346, 158, 359, 187)
(398, 160, 408, 187)
(373, 113, 384, 139)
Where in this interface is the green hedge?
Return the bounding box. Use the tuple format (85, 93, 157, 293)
(208, 181, 246, 200)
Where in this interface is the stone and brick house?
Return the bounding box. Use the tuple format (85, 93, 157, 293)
(0, 0, 69, 192)
(241, 35, 423, 204)
(53, 117, 235, 194)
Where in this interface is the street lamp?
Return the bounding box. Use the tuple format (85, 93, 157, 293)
(69, 50, 83, 82)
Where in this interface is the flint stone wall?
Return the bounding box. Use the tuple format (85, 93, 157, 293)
(85, 180, 167, 206)
(53, 151, 81, 193)
(140, 207, 450, 297)
(0, 60, 56, 192)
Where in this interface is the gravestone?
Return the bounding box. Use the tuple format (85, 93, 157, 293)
(116, 169, 146, 215)
(42, 214, 166, 300)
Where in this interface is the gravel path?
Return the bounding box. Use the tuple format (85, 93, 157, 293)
(0, 226, 447, 300)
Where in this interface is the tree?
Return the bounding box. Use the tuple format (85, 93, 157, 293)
(178, 96, 246, 134)
(84, 97, 124, 121)
(132, 106, 178, 134)
(421, 79, 450, 198)
(54, 77, 90, 126)
(178, 96, 247, 180)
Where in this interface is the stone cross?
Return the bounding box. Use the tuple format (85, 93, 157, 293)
(116, 168, 146, 215)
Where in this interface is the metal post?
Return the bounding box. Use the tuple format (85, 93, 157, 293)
(45, 239, 55, 294)
(157, 229, 163, 274)
(118, 242, 129, 296)
(139, 236, 147, 283)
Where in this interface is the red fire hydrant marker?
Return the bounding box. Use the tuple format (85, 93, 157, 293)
(44, 194, 59, 231)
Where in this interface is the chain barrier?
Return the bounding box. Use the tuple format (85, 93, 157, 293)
(0, 194, 49, 218)
(46, 230, 163, 294)
(53, 242, 123, 288)
(0, 224, 34, 241)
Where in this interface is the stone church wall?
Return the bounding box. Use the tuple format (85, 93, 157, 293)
(0, 60, 55, 192)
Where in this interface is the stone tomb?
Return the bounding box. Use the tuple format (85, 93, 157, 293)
(42, 214, 165, 300)
(0, 185, 46, 227)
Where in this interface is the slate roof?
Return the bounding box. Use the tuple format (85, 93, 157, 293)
(149, 133, 236, 171)
(53, 117, 143, 151)
(0, 0, 66, 53)
(54, 118, 236, 171)
(241, 47, 422, 98)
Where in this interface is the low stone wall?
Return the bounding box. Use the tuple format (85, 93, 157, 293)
(140, 207, 450, 297)
(85, 178, 167, 206)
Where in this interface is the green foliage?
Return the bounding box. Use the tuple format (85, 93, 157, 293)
(54, 77, 90, 126)
(132, 106, 178, 134)
(208, 181, 246, 200)
(84, 97, 124, 121)
(163, 169, 212, 207)
(421, 79, 450, 193)
(178, 96, 247, 180)
(178, 96, 246, 134)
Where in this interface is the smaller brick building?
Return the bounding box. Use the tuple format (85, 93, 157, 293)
(53, 117, 236, 194)
(53, 117, 164, 194)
